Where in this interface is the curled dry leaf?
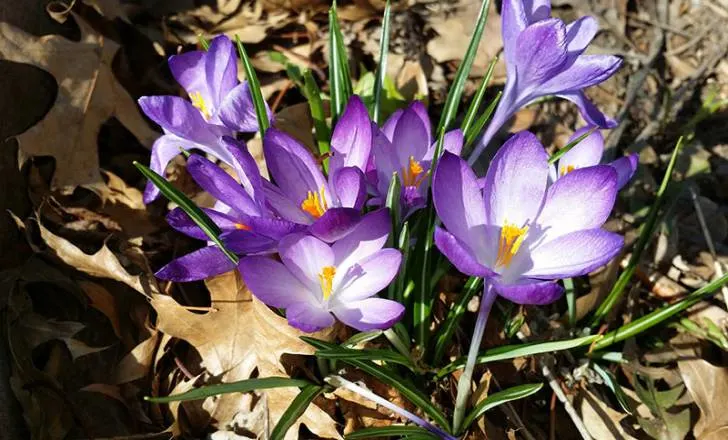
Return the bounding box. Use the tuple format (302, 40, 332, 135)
(678, 357, 728, 439)
(112, 331, 160, 385)
(578, 389, 638, 440)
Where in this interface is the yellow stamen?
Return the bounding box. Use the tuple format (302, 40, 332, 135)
(401, 156, 426, 188)
(495, 222, 529, 268)
(559, 164, 576, 176)
(235, 223, 251, 231)
(318, 266, 336, 300)
(189, 91, 211, 120)
(301, 186, 328, 219)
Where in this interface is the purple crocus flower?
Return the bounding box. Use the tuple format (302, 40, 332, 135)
(139, 35, 271, 202)
(156, 137, 305, 282)
(468, 0, 622, 164)
(262, 97, 372, 242)
(434, 131, 623, 304)
(239, 209, 404, 332)
(550, 127, 638, 189)
(370, 101, 464, 218)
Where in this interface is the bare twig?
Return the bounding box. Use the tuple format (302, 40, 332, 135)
(542, 358, 593, 440)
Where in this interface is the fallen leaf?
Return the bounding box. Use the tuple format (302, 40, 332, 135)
(79, 280, 123, 339)
(678, 357, 728, 439)
(113, 331, 160, 384)
(18, 313, 109, 360)
(578, 389, 638, 440)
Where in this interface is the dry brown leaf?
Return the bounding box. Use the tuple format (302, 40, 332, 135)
(578, 389, 638, 440)
(113, 331, 160, 384)
(79, 280, 123, 339)
(18, 313, 110, 360)
(677, 357, 728, 439)
(0, 15, 157, 191)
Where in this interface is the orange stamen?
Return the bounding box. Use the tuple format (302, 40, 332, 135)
(559, 164, 576, 176)
(189, 91, 211, 120)
(401, 156, 426, 188)
(318, 266, 336, 300)
(495, 222, 529, 268)
(235, 223, 251, 231)
(301, 186, 328, 219)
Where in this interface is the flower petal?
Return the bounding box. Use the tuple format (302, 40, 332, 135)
(238, 256, 308, 308)
(204, 35, 238, 110)
(434, 227, 494, 278)
(424, 129, 464, 162)
(278, 233, 334, 290)
(218, 81, 270, 132)
(286, 301, 335, 333)
(493, 278, 564, 305)
(557, 127, 604, 173)
(501, 0, 529, 76)
(514, 19, 568, 87)
(565, 16, 599, 55)
(381, 108, 403, 141)
(332, 249, 401, 303)
(166, 207, 239, 240)
(310, 208, 362, 243)
(333, 166, 367, 210)
(221, 230, 279, 255)
(262, 180, 311, 224)
(331, 208, 390, 271)
(610, 153, 638, 189)
(372, 126, 400, 198)
(330, 96, 372, 174)
(168, 50, 209, 106)
(143, 134, 190, 203)
(556, 91, 617, 128)
(540, 55, 622, 95)
(155, 246, 235, 281)
(332, 298, 404, 331)
(138, 95, 221, 145)
(245, 216, 307, 239)
(220, 136, 265, 207)
(524, 228, 623, 279)
(187, 154, 261, 217)
(392, 104, 430, 167)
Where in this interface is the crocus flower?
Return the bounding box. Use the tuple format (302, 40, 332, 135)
(239, 209, 404, 332)
(262, 97, 372, 242)
(139, 35, 271, 202)
(156, 137, 305, 282)
(468, 0, 622, 164)
(369, 101, 464, 218)
(434, 131, 623, 304)
(550, 127, 638, 189)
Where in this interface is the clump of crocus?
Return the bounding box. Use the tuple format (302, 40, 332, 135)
(138, 35, 271, 202)
(469, 0, 622, 163)
(550, 127, 638, 189)
(434, 131, 624, 303)
(239, 209, 404, 332)
(369, 101, 463, 218)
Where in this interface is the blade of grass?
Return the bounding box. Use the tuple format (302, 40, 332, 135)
(431, 276, 483, 365)
(343, 330, 383, 348)
(328, 2, 352, 123)
(460, 56, 498, 135)
(564, 277, 576, 328)
(464, 91, 501, 148)
(372, 0, 392, 124)
(315, 347, 414, 369)
(460, 383, 544, 433)
(133, 162, 238, 265)
(385, 172, 402, 249)
(302, 70, 331, 161)
(198, 34, 210, 50)
(145, 377, 310, 403)
(393, 221, 410, 305)
(270, 384, 323, 440)
(591, 363, 632, 414)
(346, 425, 440, 439)
(235, 36, 269, 139)
(590, 136, 684, 327)
(548, 127, 597, 165)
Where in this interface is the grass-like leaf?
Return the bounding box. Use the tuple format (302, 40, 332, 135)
(270, 384, 323, 440)
(385, 172, 402, 244)
(302, 337, 451, 432)
(464, 91, 501, 148)
(591, 271, 728, 351)
(346, 425, 440, 439)
(315, 346, 415, 369)
(592, 362, 632, 414)
(460, 383, 543, 433)
(133, 162, 238, 265)
(303, 70, 332, 162)
(198, 34, 210, 50)
(564, 277, 576, 328)
(343, 330, 383, 348)
(145, 377, 310, 403)
(435, 0, 493, 135)
(548, 127, 597, 165)
(437, 335, 599, 378)
(328, 2, 352, 123)
(460, 56, 498, 135)
(590, 136, 684, 326)
(393, 221, 411, 304)
(431, 276, 483, 365)
(235, 36, 269, 139)
(372, 0, 392, 124)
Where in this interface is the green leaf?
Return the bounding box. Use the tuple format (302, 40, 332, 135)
(145, 377, 310, 403)
(343, 330, 383, 348)
(234, 36, 269, 139)
(460, 383, 543, 433)
(548, 127, 597, 165)
(393, 221, 410, 304)
(437, 335, 599, 378)
(133, 162, 238, 265)
(431, 276, 482, 365)
(301, 337, 451, 431)
(372, 1, 392, 124)
(591, 362, 632, 414)
(564, 277, 576, 328)
(302, 70, 331, 163)
(385, 172, 402, 248)
(590, 137, 684, 326)
(270, 384, 324, 440)
(328, 2, 352, 123)
(591, 271, 728, 351)
(464, 91, 502, 148)
(460, 56, 498, 135)
(346, 425, 440, 439)
(198, 35, 210, 50)
(315, 346, 415, 369)
(435, 0, 493, 135)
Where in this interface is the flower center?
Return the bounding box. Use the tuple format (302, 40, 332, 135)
(495, 221, 529, 268)
(190, 91, 211, 120)
(401, 156, 427, 188)
(235, 223, 251, 231)
(301, 186, 328, 219)
(318, 266, 336, 300)
(559, 164, 576, 176)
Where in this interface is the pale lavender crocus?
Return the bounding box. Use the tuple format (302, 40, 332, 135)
(434, 131, 624, 304)
(239, 209, 404, 332)
(550, 126, 638, 189)
(139, 35, 271, 202)
(262, 97, 372, 242)
(468, 0, 622, 164)
(370, 101, 464, 218)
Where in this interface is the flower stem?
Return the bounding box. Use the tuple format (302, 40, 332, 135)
(452, 281, 497, 434)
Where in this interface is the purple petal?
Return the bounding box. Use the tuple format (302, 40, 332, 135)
(221, 230, 279, 255)
(286, 301, 335, 333)
(168, 50, 209, 107)
(262, 180, 311, 224)
(610, 154, 638, 189)
(493, 278, 564, 305)
(238, 256, 308, 308)
(524, 229, 623, 279)
(392, 105, 430, 167)
(166, 207, 240, 240)
(144, 134, 189, 203)
(407, 101, 432, 146)
(434, 227, 494, 278)
(331, 208, 390, 271)
(424, 129, 464, 162)
(557, 91, 617, 128)
(541, 55, 622, 95)
(155, 246, 235, 281)
(332, 298, 404, 331)
(483, 131, 549, 229)
(514, 19, 568, 86)
(501, 0, 529, 77)
(204, 35, 238, 110)
(187, 155, 261, 217)
(218, 82, 270, 133)
(221, 136, 265, 207)
(330, 96, 372, 174)
(245, 216, 307, 239)
(525, 0, 551, 21)
(536, 165, 617, 242)
(278, 233, 334, 290)
(372, 126, 400, 198)
(557, 127, 604, 174)
(310, 208, 362, 243)
(332, 249, 402, 303)
(565, 16, 599, 55)
(432, 152, 487, 257)
(138, 95, 220, 145)
(381, 109, 404, 141)
(333, 167, 367, 210)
